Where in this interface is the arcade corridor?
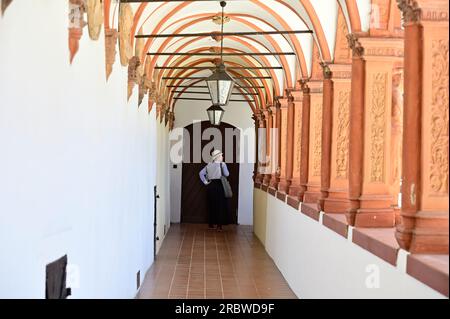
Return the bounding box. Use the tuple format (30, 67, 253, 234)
(0, 0, 448, 299)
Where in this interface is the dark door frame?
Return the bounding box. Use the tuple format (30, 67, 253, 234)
(180, 121, 240, 225)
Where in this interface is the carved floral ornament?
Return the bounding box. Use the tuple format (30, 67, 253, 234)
(396, 0, 421, 23)
(336, 91, 350, 179)
(346, 33, 364, 57)
(370, 72, 387, 183)
(299, 79, 310, 94)
(429, 39, 449, 195)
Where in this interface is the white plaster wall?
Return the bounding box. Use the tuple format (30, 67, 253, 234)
(156, 120, 171, 253)
(254, 189, 446, 299)
(253, 187, 268, 245)
(169, 100, 255, 225)
(0, 1, 158, 298)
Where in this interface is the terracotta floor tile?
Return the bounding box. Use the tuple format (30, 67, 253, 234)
(139, 224, 297, 299)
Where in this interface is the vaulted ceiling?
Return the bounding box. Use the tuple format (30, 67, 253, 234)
(90, 1, 373, 114)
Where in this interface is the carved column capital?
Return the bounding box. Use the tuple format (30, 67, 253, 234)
(287, 93, 294, 103)
(299, 79, 310, 94)
(346, 33, 364, 57)
(397, 0, 421, 23)
(256, 110, 266, 127)
(264, 105, 273, 116)
(320, 62, 333, 79)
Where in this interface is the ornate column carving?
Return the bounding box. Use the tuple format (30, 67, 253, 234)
(287, 89, 304, 201)
(318, 63, 334, 210)
(269, 102, 282, 190)
(346, 32, 404, 228)
(391, 68, 404, 224)
(303, 80, 324, 204)
(263, 106, 274, 185)
(298, 81, 311, 201)
(396, 0, 449, 253)
(277, 93, 294, 194)
(255, 111, 266, 184)
(323, 64, 352, 214)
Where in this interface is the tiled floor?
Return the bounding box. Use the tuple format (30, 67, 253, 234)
(137, 224, 297, 299)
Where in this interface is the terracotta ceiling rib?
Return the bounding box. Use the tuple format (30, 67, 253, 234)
(160, 50, 274, 107)
(156, 33, 286, 95)
(146, 14, 297, 90)
(136, 30, 312, 38)
(137, 6, 303, 84)
(165, 60, 268, 107)
(156, 46, 279, 102)
(168, 67, 268, 111)
(120, 0, 364, 114)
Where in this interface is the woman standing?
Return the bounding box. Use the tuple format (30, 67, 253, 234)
(199, 150, 230, 231)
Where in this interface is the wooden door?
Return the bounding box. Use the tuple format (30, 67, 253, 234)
(181, 121, 240, 224)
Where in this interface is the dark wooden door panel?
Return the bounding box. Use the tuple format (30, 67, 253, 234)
(181, 121, 240, 224)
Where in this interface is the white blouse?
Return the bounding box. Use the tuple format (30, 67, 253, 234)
(199, 162, 230, 185)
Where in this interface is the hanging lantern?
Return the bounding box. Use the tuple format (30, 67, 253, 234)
(207, 104, 225, 126)
(206, 1, 234, 107)
(206, 63, 235, 106)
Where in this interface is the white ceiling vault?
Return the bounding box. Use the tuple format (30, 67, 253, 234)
(104, 0, 372, 114)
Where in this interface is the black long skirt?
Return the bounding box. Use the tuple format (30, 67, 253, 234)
(206, 179, 230, 226)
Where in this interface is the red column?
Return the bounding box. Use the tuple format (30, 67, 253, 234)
(346, 34, 366, 226)
(346, 33, 404, 227)
(318, 64, 334, 210)
(255, 111, 266, 184)
(252, 114, 259, 183)
(396, 0, 449, 253)
(304, 80, 324, 204)
(263, 107, 274, 186)
(269, 102, 281, 191)
(287, 90, 304, 201)
(277, 94, 293, 195)
(323, 64, 352, 214)
(298, 81, 311, 201)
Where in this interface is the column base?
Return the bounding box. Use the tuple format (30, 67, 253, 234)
(255, 173, 264, 184)
(353, 208, 395, 227)
(346, 194, 396, 227)
(288, 178, 301, 198)
(323, 188, 350, 214)
(263, 174, 272, 185)
(269, 174, 279, 189)
(396, 211, 449, 254)
(277, 178, 291, 194)
(394, 206, 401, 226)
(304, 182, 321, 204)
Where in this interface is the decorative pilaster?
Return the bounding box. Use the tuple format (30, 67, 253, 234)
(396, 0, 449, 253)
(263, 106, 274, 185)
(318, 63, 334, 211)
(269, 102, 281, 190)
(252, 113, 259, 183)
(287, 89, 304, 199)
(255, 111, 266, 184)
(323, 63, 352, 214)
(346, 34, 366, 226)
(346, 33, 404, 228)
(277, 94, 293, 194)
(303, 81, 324, 204)
(298, 81, 311, 201)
